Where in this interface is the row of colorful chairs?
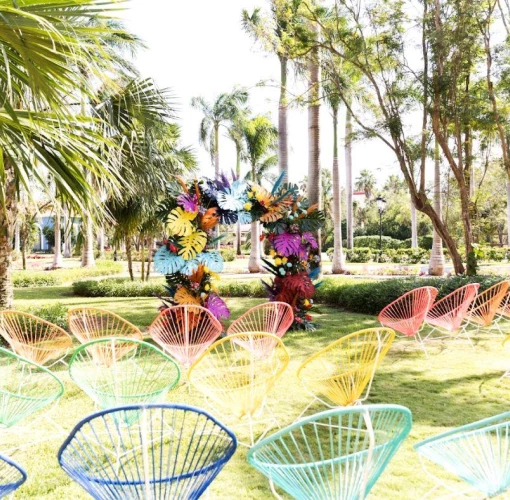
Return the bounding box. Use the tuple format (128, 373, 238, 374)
(2, 401, 510, 499)
(378, 280, 510, 354)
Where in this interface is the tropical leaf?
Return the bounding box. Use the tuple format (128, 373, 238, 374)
(197, 251, 224, 273)
(205, 293, 230, 320)
(178, 230, 207, 260)
(153, 247, 185, 274)
(302, 232, 319, 249)
(283, 272, 315, 298)
(180, 259, 201, 275)
(308, 267, 321, 280)
(167, 207, 198, 237)
(274, 232, 302, 256)
(259, 209, 284, 223)
(219, 209, 238, 225)
(190, 265, 206, 284)
(174, 287, 201, 306)
(177, 193, 199, 212)
(200, 207, 220, 231)
(216, 180, 247, 211)
(237, 211, 253, 224)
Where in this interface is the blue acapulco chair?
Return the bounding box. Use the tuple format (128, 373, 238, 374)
(415, 411, 510, 499)
(0, 453, 26, 498)
(58, 404, 237, 500)
(247, 404, 412, 500)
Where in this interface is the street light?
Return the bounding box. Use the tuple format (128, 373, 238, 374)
(376, 195, 387, 256)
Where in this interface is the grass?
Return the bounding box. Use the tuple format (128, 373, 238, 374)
(6, 285, 510, 498)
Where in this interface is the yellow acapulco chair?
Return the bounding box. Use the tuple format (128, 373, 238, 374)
(188, 332, 290, 446)
(296, 328, 395, 419)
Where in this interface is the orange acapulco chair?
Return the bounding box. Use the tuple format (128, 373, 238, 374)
(378, 286, 438, 355)
(460, 280, 510, 342)
(227, 302, 294, 357)
(296, 328, 395, 420)
(0, 311, 72, 366)
(424, 283, 480, 341)
(148, 305, 223, 368)
(188, 332, 290, 446)
(67, 307, 142, 364)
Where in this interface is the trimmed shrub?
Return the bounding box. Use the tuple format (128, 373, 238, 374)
(220, 249, 236, 262)
(13, 273, 61, 287)
(315, 275, 505, 315)
(24, 303, 68, 331)
(218, 280, 266, 298)
(73, 278, 165, 297)
(352, 235, 403, 250)
(345, 247, 373, 263)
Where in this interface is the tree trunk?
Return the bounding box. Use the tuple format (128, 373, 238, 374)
(236, 143, 242, 256)
(145, 237, 153, 281)
(14, 223, 20, 253)
(331, 105, 346, 273)
(63, 208, 72, 258)
(429, 139, 445, 275)
(411, 199, 418, 249)
(126, 235, 134, 281)
(278, 56, 289, 182)
(97, 226, 105, 259)
(52, 207, 63, 268)
(81, 213, 95, 268)
(345, 104, 354, 249)
(214, 124, 220, 178)
(248, 221, 262, 272)
(140, 240, 145, 281)
(0, 161, 17, 310)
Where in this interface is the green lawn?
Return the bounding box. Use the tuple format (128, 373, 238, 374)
(6, 286, 510, 498)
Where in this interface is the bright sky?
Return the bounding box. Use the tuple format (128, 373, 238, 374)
(120, 0, 398, 187)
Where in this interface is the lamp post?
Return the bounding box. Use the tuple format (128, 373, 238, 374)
(376, 195, 387, 258)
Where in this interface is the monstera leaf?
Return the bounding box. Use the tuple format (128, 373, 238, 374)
(178, 231, 207, 260)
(274, 233, 302, 256)
(153, 247, 185, 275)
(200, 207, 220, 231)
(259, 208, 284, 223)
(197, 251, 224, 273)
(174, 287, 201, 306)
(180, 259, 201, 275)
(205, 293, 230, 320)
(177, 193, 199, 212)
(216, 180, 247, 211)
(302, 232, 318, 249)
(167, 207, 198, 237)
(237, 211, 252, 224)
(284, 272, 315, 298)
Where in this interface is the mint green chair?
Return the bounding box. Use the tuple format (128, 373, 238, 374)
(415, 411, 510, 498)
(247, 404, 412, 499)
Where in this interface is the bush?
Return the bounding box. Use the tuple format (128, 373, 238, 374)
(72, 278, 165, 297)
(315, 275, 505, 315)
(220, 249, 236, 262)
(218, 280, 266, 298)
(13, 261, 123, 287)
(345, 247, 373, 263)
(24, 303, 68, 330)
(352, 235, 403, 250)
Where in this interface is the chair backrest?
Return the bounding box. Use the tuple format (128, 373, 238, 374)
(68, 338, 180, 409)
(0, 347, 64, 427)
(378, 287, 439, 336)
(297, 328, 395, 407)
(68, 307, 142, 344)
(58, 404, 237, 500)
(0, 453, 27, 497)
(148, 305, 223, 367)
(227, 302, 294, 338)
(468, 281, 510, 326)
(0, 311, 72, 365)
(415, 410, 510, 498)
(426, 283, 480, 332)
(248, 404, 412, 500)
(188, 333, 290, 419)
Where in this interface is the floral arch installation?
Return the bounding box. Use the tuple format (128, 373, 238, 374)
(154, 174, 324, 330)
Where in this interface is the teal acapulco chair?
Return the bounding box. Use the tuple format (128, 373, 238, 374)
(415, 411, 510, 498)
(247, 404, 412, 500)
(68, 338, 180, 410)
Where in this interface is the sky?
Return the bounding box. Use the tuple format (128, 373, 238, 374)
(120, 0, 398, 187)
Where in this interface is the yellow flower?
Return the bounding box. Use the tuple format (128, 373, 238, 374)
(203, 266, 209, 273)
(269, 249, 276, 256)
(274, 258, 282, 266)
(282, 257, 288, 264)
(204, 284, 210, 291)
(304, 299, 310, 307)
(247, 191, 254, 198)
(244, 202, 252, 210)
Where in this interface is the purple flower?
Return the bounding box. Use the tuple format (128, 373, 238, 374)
(302, 232, 318, 249)
(177, 193, 199, 212)
(205, 294, 230, 320)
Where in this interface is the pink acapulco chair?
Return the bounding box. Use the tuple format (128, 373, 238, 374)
(424, 283, 480, 342)
(226, 302, 294, 356)
(148, 305, 223, 368)
(378, 286, 438, 355)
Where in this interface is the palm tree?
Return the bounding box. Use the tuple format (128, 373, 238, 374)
(355, 169, 377, 201)
(345, 105, 354, 249)
(0, 0, 127, 309)
(242, 2, 303, 181)
(242, 115, 278, 272)
(324, 83, 346, 273)
(191, 87, 248, 177)
(429, 139, 445, 275)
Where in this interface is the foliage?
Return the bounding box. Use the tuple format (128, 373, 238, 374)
(220, 249, 236, 262)
(23, 303, 68, 331)
(72, 278, 165, 298)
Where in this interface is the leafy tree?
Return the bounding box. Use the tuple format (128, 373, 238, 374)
(355, 169, 376, 201)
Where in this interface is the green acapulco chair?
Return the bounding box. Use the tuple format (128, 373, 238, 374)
(247, 404, 412, 500)
(415, 411, 510, 499)
(68, 338, 180, 410)
(0, 347, 64, 428)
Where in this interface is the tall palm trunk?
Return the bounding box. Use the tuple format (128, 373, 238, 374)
(345, 104, 354, 249)
(429, 139, 445, 275)
(14, 223, 20, 253)
(248, 165, 262, 273)
(145, 236, 153, 281)
(236, 144, 242, 256)
(411, 200, 418, 248)
(214, 123, 221, 250)
(126, 234, 134, 281)
(331, 105, 346, 273)
(97, 226, 105, 259)
(81, 213, 95, 268)
(278, 55, 289, 182)
(63, 208, 72, 258)
(0, 160, 17, 310)
(52, 206, 63, 268)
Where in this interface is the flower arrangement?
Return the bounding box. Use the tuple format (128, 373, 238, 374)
(154, 173, 324, 328)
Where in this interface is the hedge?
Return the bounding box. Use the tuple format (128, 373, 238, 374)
(327, 247, 429, 264)
(73, 278, 166, 297)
